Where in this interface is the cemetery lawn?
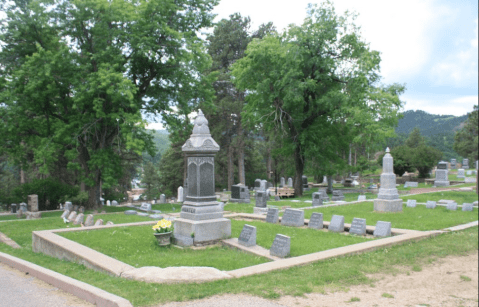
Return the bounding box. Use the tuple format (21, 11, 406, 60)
(400, 190, 478, 204)
(299, 201, 478, 231)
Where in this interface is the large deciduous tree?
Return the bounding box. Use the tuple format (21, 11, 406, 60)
(0, 0, 217, 208)
(232, 2, 404, 196)
(453, 105, 478, 163)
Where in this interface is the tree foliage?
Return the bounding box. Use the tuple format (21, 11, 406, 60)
(454, 105, 478, 163)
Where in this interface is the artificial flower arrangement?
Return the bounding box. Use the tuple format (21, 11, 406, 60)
(152, 219, 173, 233)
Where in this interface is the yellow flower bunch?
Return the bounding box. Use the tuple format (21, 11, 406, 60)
(152, 219, 173, 233)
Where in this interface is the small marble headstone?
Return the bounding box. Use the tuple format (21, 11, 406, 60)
(74, 213, 84, 225)
(67, 211, 77, 221)
(279, 177, 285, 188)
(462, 203, 473, 211)
(270, 234, 290, 258)
(61, 210, 70, 219)
(177, 186, 184, 202)
(281, 208, 304, 227)
(406, 199, 417, 208)
(373, 221, 391, 237)
(84, 214, 94, 226)
(106, 200, 111, 206)
(349, 218, 367, 235)
(312, 192, 323, 207)
(287, 177, 293, 188)
(329, 215, 345, 233)
(238, 224, 256, 247)
(19, 203, 27, 212)
(94, 219, 104, 226)
(357, 195, 366, 202)
(265, 208, 279, 224)
(64, 201, 73, 211)
(112, 200, 118, 206)
(457, 169, 465, 178)
(426, 201, 436, 209)
(308, 212, 323, 229)
(446, 202, 457, 211)
(106, 221, 114, 226)
(139, 202, 152, 211)
(159, 194, 166, 204)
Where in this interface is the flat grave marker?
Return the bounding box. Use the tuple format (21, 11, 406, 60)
(446, 202, 458, 211)
(406, 199, 417, 208)
(357, 195, 366, 202)
(462, 203, 473, 212)
(426, 201, 436, 209)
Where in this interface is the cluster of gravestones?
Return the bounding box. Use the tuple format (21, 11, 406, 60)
(278, 177, 294, 188)
(10, 195, 41, 219)
(60, 210, 113, 226)
(105, 200, 119, 206)
(406, 199, 474, 211)
(124, 202, 165, 219)
(238, 208, 392, 258)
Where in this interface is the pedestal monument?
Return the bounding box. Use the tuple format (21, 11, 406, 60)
(373, 148, 402, 212)
(173, 110, 231, 246)
(434, 161, 450, 187)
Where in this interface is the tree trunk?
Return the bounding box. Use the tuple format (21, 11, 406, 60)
(238, 150, 245, 185)
(20, 167, 25, 184)
(87, 171, 101, 209)
(327, 175, 333, 194)
(293, 145, 304, 197)
(267, 147, 272, 179)
(227, 146, 234, 191)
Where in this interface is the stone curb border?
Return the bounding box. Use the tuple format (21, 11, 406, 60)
(0, 251, 133, 307)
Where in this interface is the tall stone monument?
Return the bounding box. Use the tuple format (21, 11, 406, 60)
(173, 110, 231, 246)
(373, 148, 402, 212)
(434, 161, 450, 187)
(28, 194, 39, 212)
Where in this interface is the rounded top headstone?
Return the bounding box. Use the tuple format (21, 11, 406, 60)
(182, 109, 220, 153)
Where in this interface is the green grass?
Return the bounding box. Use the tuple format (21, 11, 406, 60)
(297, 201, 478, 231)
(460, 275, 472, 282)
(382, 293, 394, 298)
(348, 297, 361, 302)
(400, 191, 478, 204)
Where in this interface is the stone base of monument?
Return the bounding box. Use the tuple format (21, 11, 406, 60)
(373, 199, 403, 212)
(229, 198, 251, 203)
(173, 218, 231, 247)
(253, 207, 268, 215)
(434, 180, 450, 187)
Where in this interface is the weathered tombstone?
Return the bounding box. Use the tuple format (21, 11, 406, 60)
(331, 190, 344, 201)
(11, 204, 17, 214)
(139, 202, 152, 212)
(434, 161, 450, 186)
(465, 177, 476, 183)
(450, 158, 456, 169)
(105, 221, 114, 226)
(177, 186, 184, 203)
(265, 207, 279, 224)
(287, 177, 293, 188)
(73, 205, 79, 212)
(374, 148, 403, 212)
(255, 191, 267, 208)
(78, 206, 85, 213)
(462, 158, 469, 169)
(27, 194, 39, 212)
(270, 234, 290, 258)
(457, 169, 465, 179)
(349, 218, 367, 236)
(462, 203, 473, 212)
(74, 213, 84, 225)
(260, 180, 268, 192)
(302, 175, 309, 191)
(67, 211, 77, 221)
(19, 203, 28, 212)
(124, 210, 137, 215)
(373, 221, 392, 237)
(406, 199, 417, 208)
(357, 195, 366, 202)
(308, 212, 323, 229)
(16, 209, 23, 219)
(61, 210, 70, 219)
(343, 178, 353, 187)
(84, 214, 94, 226)
(318, 189, 330, 202)
(328, 215, 345, 233)
(254, 179, 261, 191)
(111, 200, 118, 206)
(64, 201, 73, 211)
(279, 177, 285, 188)
(173, 110, 231, 246)
(106, 200, 111, 206)
(25, 212, 41, 220)
(94, 219, 104, 226)
(230, 184, 250, 203)
(238, 224, 256, 247)
(446, 202, 458, 211)
(312, 192, 323, 207)
(281, 208, 304, 227)
(426, 201, 436, 209)
(159, 194, 166, 204)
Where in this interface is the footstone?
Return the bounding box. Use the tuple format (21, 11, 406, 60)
(438, 199, 455, 204)
(462, 203, 473, 211)
(238, 224, 256, 247)
(349, 218, 367, 236)
(465, 177, 476, 183)
(265, 208, 279, 224)
(281, 208, 304, 227)
(406, 199, 417, 208)
(270, 234, 290, 258)
(373, 221, 391, 237)
(74, 213, 84, 225)
(446, 202, 458, 211)
(328, 215, 345, 233)
(308, 212, 323, 229)
(357, 195, 366, 202)
(426, 201, 436, 209)
(84, 214, 94, 227)
(61, 210, 70, 219)
(253, 207, 268, 215)
(94, 219, 104, 226)
(404, 181, 418, 188)
(312, 192, 323, 207)
(67, 211, 77, 221)
(124, 210, 138, 215)
(137, 212, 149, 217)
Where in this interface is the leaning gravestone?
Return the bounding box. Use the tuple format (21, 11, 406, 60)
(265, 207, 279, 224)
(94, 219, 104, 226)
(426, 201, 437, 209)
(331, 190, 345, 201)
(457, 169, 465, 179)
(446, 202, 458, 211)
(64, 201, 73, 211)
(28, 194, 39, 212)
(287, 177, 293, 188)
(462, 203, 473, 212)
(373, 221, 392, 237)
(67, 211, 77, 221)
(328, 215, 345, 233)
(270, 234, 290, 258)
(84, 214, 94, 227)
(139, 202, 152, 212)
(406, 199, 417, 208)
(73, 213, 84, 225)
(349, 218, 367, 236)
(61, 210, 70, 219)
(238, 224, 256, 247)
(434, 161, 450, 186)
(281, 208, 304, 227)
(357, 195, 366, 202)
(308, 212, 323, 229)
(255, 191, 268, 208)
(312, 192, 323, 207)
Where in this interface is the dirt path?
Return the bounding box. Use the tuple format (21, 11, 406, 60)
(158, 251, 478, 307)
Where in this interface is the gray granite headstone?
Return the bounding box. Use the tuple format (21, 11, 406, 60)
(159, 194, 166, 204)
(434, 161, 450, 186)
(308, 212, 323, 229)
(19, 203, 27, 212)
(73, 213, 84, 225)
(302, 175, 309, 191)
(446, 202, 457, 211)
(28, 194, 39, 212)
(279, 177, 285, 188)
(462, 158, 469, 169)
(255, 191, 268, 208)
(265, 208, 279, 224)
(61, 210, 70, 219)
(238, 224, 256, 247)
(462, 203, 473, 211)
(139, 203, 152, 212)
(406, 199, 417, 208)
(312, 192, 323, 207)
(457, 169, 465, 179)
(426, 201, 436, 209)
(10, 204, 17, 213)
(64, 201, 73, 211)
(331, 190, 344, 201)
(124, 210, 138, 215)
(111, 200, 118, 206)
(254, 179, 261, 191)
(328, 215, 345, 233)
(373, 221, 391, 237)
(84, 214, 94, 226)
(357, 195, 366, 202)
(349, 218, 367, 236)
(281, 208, 304, 227)
(450, 158, 456, 169)
(287, 177, 293, 188)
(374, 147, 403, 212)
(94, 219, 104, 226)
(67, 211, 77, 221)
(270, 234, 290, 258)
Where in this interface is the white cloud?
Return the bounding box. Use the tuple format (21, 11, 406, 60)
(145, 122, 165, 130)
(403, 94, 477, 116)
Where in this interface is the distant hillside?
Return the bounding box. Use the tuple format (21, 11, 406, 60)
(143, 130, 171, 164)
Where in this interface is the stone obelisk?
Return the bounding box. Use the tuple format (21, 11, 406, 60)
(173, 110, 231, 246)
(373, 148, 403, 212)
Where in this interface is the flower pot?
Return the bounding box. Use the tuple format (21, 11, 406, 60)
(154, 232, 172, 246)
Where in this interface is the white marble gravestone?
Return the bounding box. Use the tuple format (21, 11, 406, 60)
(406, 199, 417, 208)
(177, 186, 184, 202)
(374, 148, 403, 212)
(457, 169, 465, 179)
(287, 177, 293, 188)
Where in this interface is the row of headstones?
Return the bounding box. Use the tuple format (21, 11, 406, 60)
(264, 208, 392, 236)
(406, 199, 474, 211)
(457, 169, 477, 178)
(278, 177, 294, 188)
(450, 159, 474, 169)
(60, 210, 114, 226)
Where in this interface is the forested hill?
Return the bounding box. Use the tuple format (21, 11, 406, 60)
(396, 110, 467, 136)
